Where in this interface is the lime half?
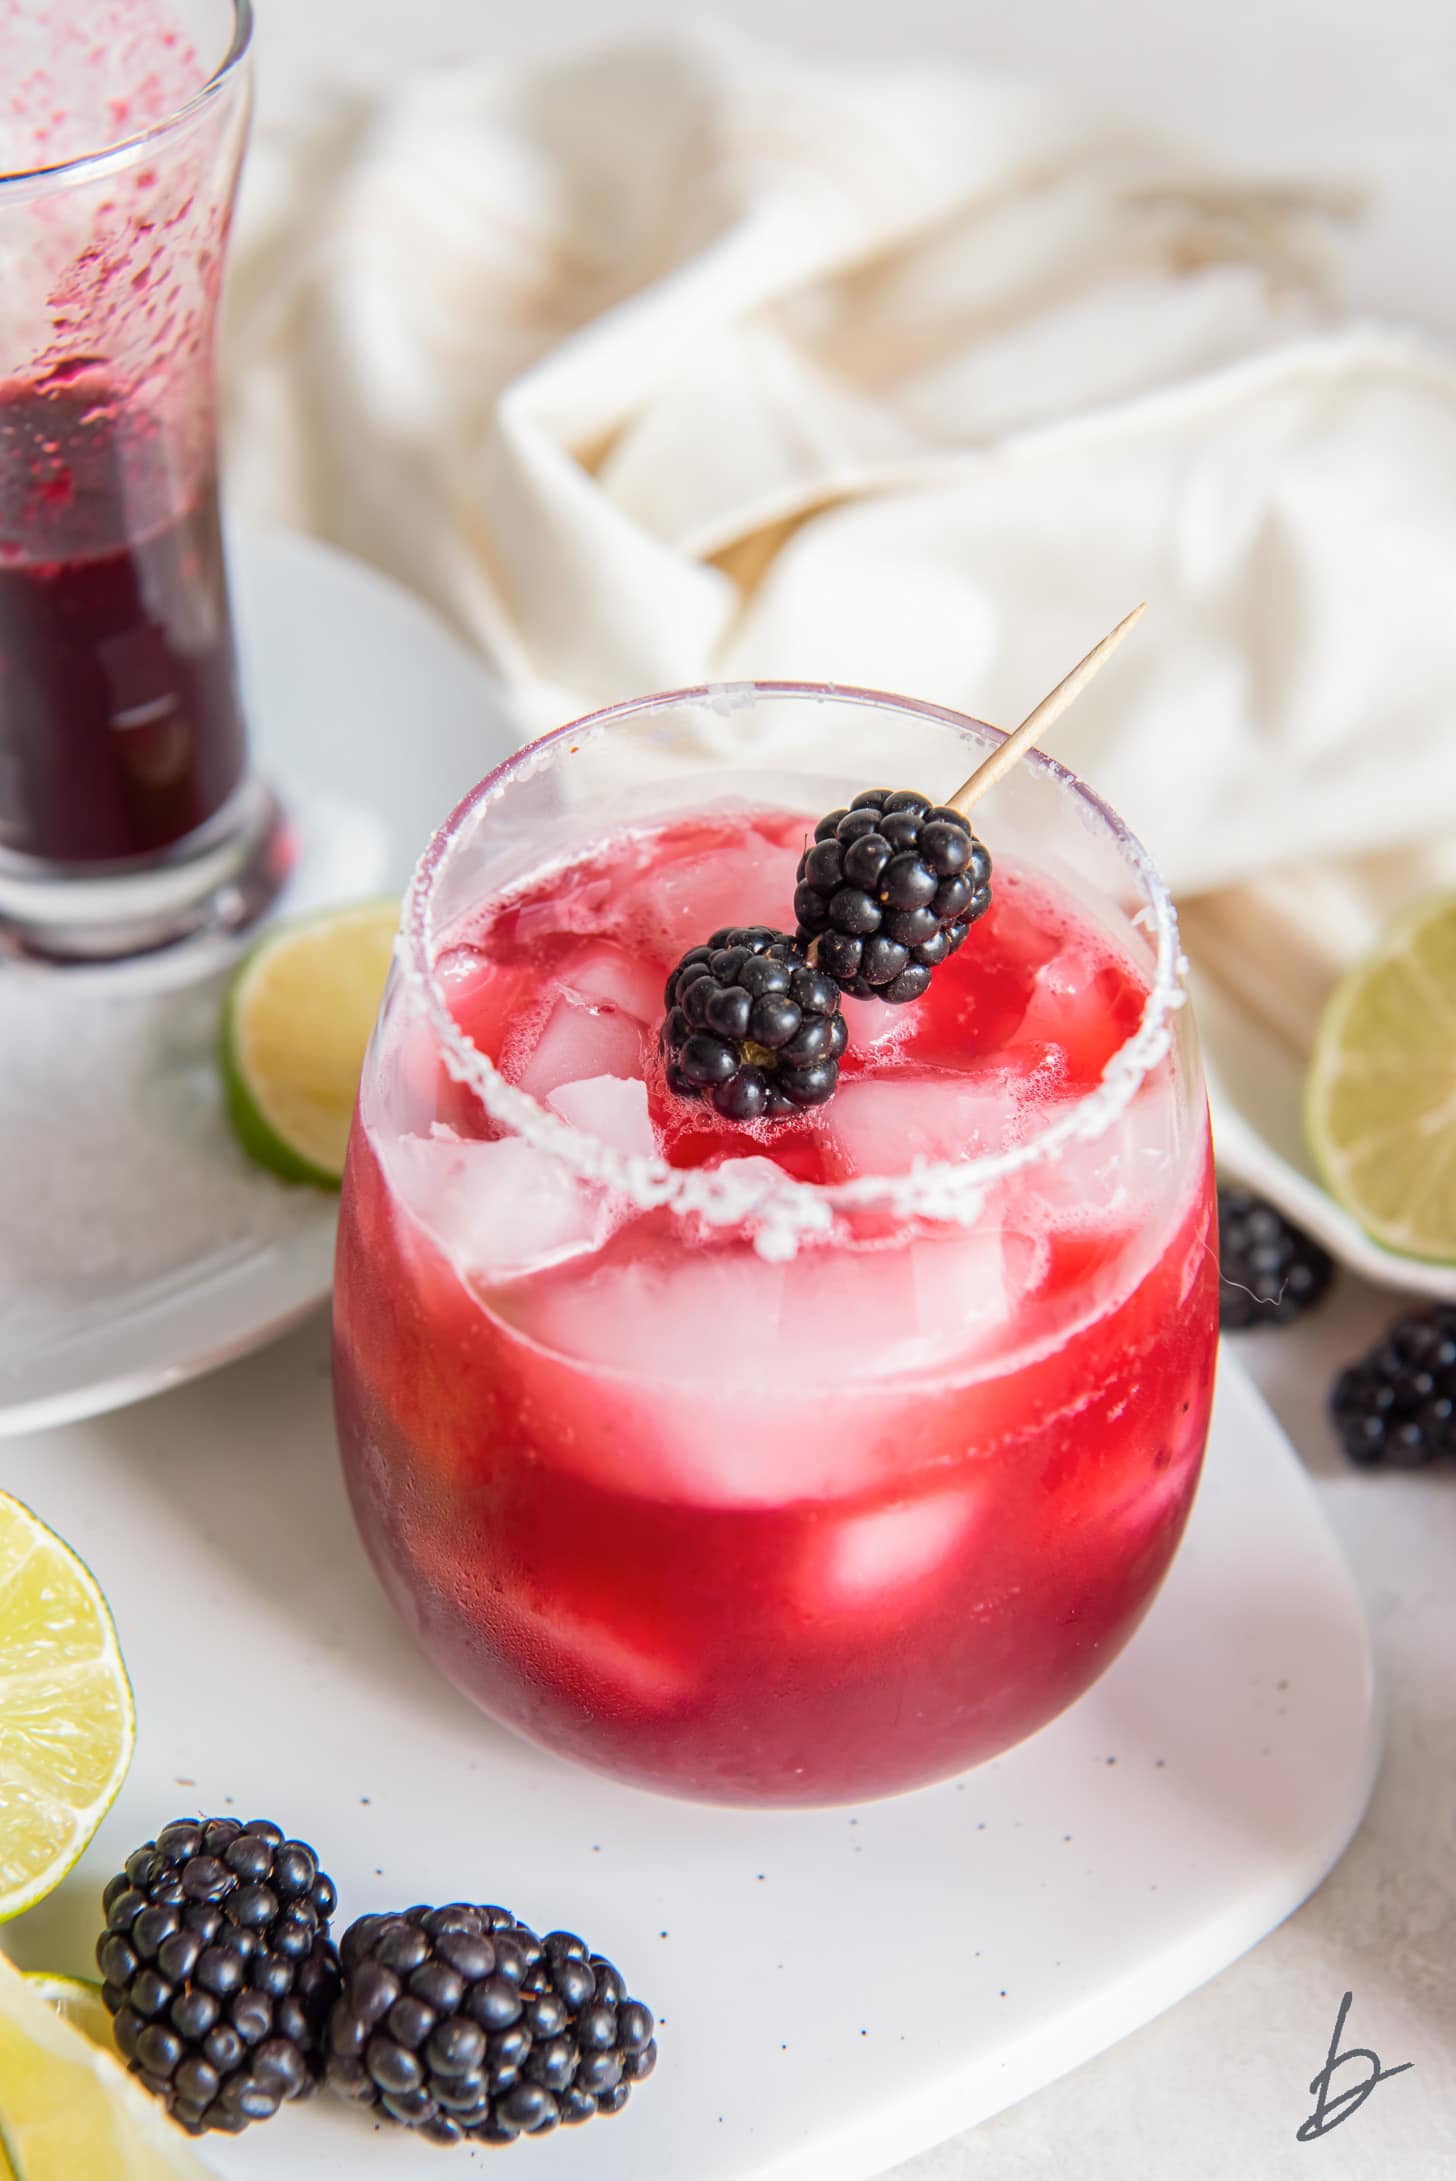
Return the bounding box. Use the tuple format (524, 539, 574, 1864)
(1305, 892, 1456, 1261)
(0, 1496, 134, 1924)
(221, 898, 400, 1187)
(0, 1955, 206, 2180)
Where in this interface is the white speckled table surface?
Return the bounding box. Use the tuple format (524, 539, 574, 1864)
(246, 3, 1456, 2170)
(912, 1283, 1456, 2180)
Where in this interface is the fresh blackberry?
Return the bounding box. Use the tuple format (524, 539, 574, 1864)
(793, 788, 992, 1002)
(98, 1816, 340, 2135)
(1330, 1304, 1456, 1468)
(1217, 1188, 1334, 1331)
(326, 1904, 657, 2145)
(662, 924, 846, 1121)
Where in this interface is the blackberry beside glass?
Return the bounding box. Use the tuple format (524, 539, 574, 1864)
(326, 1904, 656, 2146)
(1216, 1188, 1334, 1330)
(793, 788, 992, 1002)
(1331, 1304, 1456, 1467)
(98, 1817, 340, 2135)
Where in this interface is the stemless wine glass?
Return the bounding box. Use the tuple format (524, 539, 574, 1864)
(333, 685, 1219, 1808)
(0, 0, 286, 964)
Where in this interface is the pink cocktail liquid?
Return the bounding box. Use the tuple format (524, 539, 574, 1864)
(334, 809, 1217, 1806)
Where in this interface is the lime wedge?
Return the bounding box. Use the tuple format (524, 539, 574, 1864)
(0, 1496, 134, 1924)
(221, 898, 399, 1187)
(1305, 892, 1456, 1261)
(23, 1974, 113, 2053)
(0, 1955, 207, 2180)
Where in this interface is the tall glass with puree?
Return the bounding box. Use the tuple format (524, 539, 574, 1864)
(333, 685, 1219, 1807)
(0, 0, 284, 964)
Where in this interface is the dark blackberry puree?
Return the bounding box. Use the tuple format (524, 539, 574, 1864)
(0, 377, 247, 865)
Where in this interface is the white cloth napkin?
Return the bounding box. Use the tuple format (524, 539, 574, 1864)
(224, 25, 1456, 1255)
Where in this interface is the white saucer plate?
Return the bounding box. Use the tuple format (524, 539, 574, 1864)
(0, 527, 523, 1440)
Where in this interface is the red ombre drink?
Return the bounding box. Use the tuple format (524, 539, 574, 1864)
(333, 686, 1218, 1807)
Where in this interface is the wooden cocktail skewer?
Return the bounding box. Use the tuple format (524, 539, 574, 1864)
(944, 602, 1147, 818)
(661, 602, 1152, 1105)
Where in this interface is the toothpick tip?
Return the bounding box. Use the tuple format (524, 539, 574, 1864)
(943, 602, 1149, 817)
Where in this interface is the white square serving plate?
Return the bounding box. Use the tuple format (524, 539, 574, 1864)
(1, 1324, 1377, 2181)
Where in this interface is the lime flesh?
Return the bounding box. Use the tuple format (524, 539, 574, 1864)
(221, 897, 399, 1187)
(1305, 892, 1456, 1261)
(0, 1496, 134, 1925)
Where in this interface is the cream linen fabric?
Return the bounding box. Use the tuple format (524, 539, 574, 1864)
(224, 27, 1456, 1062)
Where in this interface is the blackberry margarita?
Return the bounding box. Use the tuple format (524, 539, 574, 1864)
(334, 686, 1217, 1806)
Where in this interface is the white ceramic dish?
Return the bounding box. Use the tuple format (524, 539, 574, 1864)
(0, 527, 523, 1439)
(3, 1323, 1378, 2181)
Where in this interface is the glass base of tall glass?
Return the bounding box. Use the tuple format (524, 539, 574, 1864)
(0, 776, 288, 967)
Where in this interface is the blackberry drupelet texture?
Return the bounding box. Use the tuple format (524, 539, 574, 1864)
(794, 788, 992, 1002)
(1217, 1188, 1334, 1331)
(98, 1817, 340, 2134)
(662, 924, 846, 1120)
(1330, 1304, 1456, 1467)
(326, 1905, 656, 2145)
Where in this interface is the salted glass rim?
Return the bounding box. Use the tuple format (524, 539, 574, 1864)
(400, 681, 1187, 1253)
(0, 0, 253, 199)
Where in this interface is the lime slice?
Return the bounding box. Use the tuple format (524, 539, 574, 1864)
(221, 897, 400, 1187)
(1305, 892, 1456, 1261)
(0, 1496, 134, 1924)
(0, 1955, 207, 2180)
(23, 1974, 113, 2053)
